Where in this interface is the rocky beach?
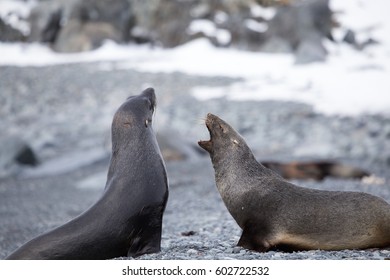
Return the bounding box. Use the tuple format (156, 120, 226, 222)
(0, 63, 389, 260)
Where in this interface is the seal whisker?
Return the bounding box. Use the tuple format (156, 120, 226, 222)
(194, 117, 206, 125)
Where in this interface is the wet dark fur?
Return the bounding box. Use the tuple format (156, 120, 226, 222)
(6, 88, 168, 259)
(199, 113, 390, 252)
(261, 161, 369, 181)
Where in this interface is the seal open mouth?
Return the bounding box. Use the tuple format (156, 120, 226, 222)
(198, 113, 214, 153)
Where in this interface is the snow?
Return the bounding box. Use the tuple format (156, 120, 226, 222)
(0, 0, 389, 116)
(245, 19, 268, 33)
(187, 19, 231, 45)
(0, 0, 36, 35)
(250, 4, 276, 20)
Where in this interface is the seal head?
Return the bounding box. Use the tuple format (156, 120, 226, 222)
(198, 113, 256, 167)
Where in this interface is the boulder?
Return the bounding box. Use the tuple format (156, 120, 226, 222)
(28, 0, 135, 52)
(25, 0, 333, 59)
(0, 17, 25, 42)
(295, 36, 327, 64)
(342, 29, 379, 51)
(28, 0, 68, 43)
(132, 0, 194, 47)
(262, 0, 332, 62)
(69, 0, 134, 41)
(52, 20, 121, 53)
(0, 136, 39, 178)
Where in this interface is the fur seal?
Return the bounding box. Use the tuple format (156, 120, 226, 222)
(6, 88, 169, 259)
(198, 113, 390, 252)
(261, 160, 369, 181)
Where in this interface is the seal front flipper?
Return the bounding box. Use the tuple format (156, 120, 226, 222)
(237, 228, 270, 252)
(127, 226, 163, 258)
(126, 204, 165, 258)
(127, 233, 161, 258)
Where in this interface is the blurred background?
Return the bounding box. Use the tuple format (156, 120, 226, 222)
(0, 0, 389, 259)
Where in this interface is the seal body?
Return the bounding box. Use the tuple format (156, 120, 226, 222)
(199, 113, 390, 252)
(261, 160, 369, 181)
(6, 88, 168, 259)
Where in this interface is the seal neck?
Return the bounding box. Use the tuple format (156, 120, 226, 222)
(212, 145, 273, 188)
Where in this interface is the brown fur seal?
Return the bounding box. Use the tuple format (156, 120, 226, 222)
(6, 88, 169, 259)
(261, 160, 369, 181)
(198, 113, 390, 252)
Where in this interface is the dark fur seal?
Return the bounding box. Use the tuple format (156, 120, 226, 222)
(198, 113, 390, 252)
(6, 88, 168, 259)
(261, 160, 369, 181)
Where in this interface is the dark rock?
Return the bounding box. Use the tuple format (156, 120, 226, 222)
(342, 29, 379, 50)
(262, 0, 332, 63)
(295, 37, 327, 64)
(0, 17, 25, 42)
(69, 0, 134, 41)
(25, 0, 334, 57)
(0, 136, 38, 178)
(28, 0, 65, 43)
(343, 29, 356, 45)
(53, 20, 121, 53)
(132, 0, 194, 47)
(15, 146, 39, 166)
(28, 0, 135, 52)
(181, 231, 197, 236)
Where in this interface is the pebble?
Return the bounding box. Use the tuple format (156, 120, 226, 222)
(186, 249, 198, 255)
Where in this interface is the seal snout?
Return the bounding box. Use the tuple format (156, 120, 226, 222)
(141, 87, 157, 110)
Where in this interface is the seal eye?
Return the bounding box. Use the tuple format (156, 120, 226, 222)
(219, 124, 228, 133)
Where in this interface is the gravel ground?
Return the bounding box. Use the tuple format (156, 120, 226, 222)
(0, 63, 389, 260)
